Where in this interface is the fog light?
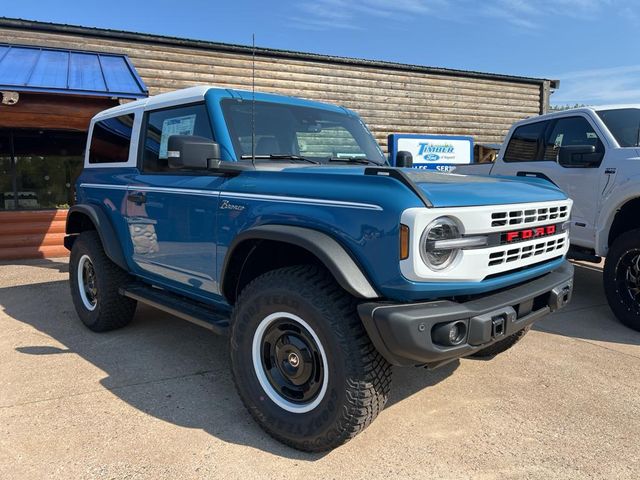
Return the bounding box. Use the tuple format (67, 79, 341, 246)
(432, 320, 467, 346)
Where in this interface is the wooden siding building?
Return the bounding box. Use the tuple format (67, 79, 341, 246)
(0, 17, 558, 260)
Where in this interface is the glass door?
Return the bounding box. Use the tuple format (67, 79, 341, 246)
(0, 131, 16, 210)
(11, 130, 85, 210)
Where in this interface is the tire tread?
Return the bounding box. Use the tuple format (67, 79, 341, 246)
(230, 265, 392, 452)
(70, 230, 136, 332)
(603, 229, 640, 331)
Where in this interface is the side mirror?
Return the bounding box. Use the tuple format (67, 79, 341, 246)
(557, 145, 603, 167)
(167, 135, 221, 169)
(395, 150, 413, 168)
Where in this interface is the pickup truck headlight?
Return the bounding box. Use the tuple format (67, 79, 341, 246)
(420, 217, 461, 270)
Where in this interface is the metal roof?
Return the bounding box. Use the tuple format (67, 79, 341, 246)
(0, 43, 148, 99)
(0, 17, 555, 88)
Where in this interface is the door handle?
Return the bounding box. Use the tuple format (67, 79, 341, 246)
(127, 192, 147, 204)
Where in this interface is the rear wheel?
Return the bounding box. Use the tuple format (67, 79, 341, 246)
(69, 231, 136, 332)
(604, 229, 640, 331)
(230, 265, 391, 452)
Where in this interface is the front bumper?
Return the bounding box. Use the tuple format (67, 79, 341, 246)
(358, 261, 574, 367)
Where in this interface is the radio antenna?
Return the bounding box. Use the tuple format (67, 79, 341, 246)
(251, 33, 256, 167)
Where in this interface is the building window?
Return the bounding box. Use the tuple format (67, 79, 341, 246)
(1, 129, 85, 210)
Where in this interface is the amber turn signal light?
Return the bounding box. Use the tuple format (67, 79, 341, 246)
(400, 224, 410, 260)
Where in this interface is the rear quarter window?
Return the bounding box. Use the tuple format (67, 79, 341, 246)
(89, 114, 135, 164)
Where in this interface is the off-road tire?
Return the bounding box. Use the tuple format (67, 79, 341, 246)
(69, 230, 136, 332)
(230, 265, 392, 452)
(470, 326, 531, 358)
(604, 229, 640, 331)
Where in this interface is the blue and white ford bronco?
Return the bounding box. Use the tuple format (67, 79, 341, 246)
(65, 86, 574, 451)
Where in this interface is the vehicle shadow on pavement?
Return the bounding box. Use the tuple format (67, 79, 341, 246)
(0, 257, 69, 273)
(534, 263, 640, 346)
(1, 278, 456, 459)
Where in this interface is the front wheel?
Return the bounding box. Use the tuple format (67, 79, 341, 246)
(69, 230, 137, 332)
(230, 265, 391, 452)
(604, 229, 640, 331)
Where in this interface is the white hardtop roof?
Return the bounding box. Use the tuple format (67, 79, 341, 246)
(93, 86, 215, 120)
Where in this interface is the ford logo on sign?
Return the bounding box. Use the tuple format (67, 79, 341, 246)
(425, 153, 440, 162)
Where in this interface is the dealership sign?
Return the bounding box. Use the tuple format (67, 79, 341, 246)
(388, 134, 473, 171)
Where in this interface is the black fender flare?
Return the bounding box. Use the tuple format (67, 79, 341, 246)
(64, 204, 128, 271)
(220, 225, 380, 300)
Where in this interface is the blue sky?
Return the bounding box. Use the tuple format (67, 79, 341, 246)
(3, 0, 638, 106)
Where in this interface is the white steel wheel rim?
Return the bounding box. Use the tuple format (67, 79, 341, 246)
(252, 311, 329, 414)
(77, 254, 97, 311)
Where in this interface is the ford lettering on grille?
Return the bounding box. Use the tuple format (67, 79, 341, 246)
(502, 224, 557, 244)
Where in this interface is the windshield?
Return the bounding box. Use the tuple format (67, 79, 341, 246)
(221, 99, 387, 164)
(597, 108, 640, 147)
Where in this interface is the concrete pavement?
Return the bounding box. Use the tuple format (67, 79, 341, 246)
(0, 258, 639, 479)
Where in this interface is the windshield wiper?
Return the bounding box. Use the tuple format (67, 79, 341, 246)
(240, 154, 319, 164)
(328, 156, 377, 165)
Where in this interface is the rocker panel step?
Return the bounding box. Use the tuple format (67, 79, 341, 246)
(120, 283, 229, 335)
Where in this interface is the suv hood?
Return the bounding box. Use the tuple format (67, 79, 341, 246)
(402, 170, 567, 207)
(282, 166, 567, 208)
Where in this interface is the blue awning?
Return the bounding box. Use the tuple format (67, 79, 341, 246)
(0, 44, 148, 99)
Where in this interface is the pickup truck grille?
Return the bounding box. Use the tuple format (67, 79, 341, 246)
(488, 236, 566, 267)
(491, 205, 569, 227)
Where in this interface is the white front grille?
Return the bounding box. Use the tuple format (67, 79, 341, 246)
(488, 236, 567, 267)
(491, 204, 569, 228)
(400, 200, 572, 283)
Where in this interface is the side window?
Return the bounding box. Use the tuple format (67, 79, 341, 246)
(543, 116, 604, 161)
(140, 103, 213, 172)
(89, 114, 135, 164)
(503, 121, 547, 162)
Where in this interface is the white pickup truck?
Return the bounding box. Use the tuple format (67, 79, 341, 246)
(453, 105, 640, 331)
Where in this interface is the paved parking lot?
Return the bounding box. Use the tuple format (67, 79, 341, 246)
(1, 258, 639, 479)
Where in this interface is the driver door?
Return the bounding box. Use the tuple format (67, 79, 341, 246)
(125, 102, 227, 301)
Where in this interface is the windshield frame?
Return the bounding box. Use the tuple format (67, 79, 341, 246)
(220, 98, 387, 165)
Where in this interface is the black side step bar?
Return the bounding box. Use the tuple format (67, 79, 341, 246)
(119, 283, 230, 335)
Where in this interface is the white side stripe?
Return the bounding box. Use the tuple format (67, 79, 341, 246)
(80, 183, 128, 190)
(80, 183, 382, 211)
(222, 192, 382, 210)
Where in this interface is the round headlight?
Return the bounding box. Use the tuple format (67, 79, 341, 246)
(420, 216, 461, 270)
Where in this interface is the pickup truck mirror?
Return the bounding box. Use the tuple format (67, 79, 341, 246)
(396, 150, 413, 168)
(557, 145, 603, 168)
(167, 135, 221, 169)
